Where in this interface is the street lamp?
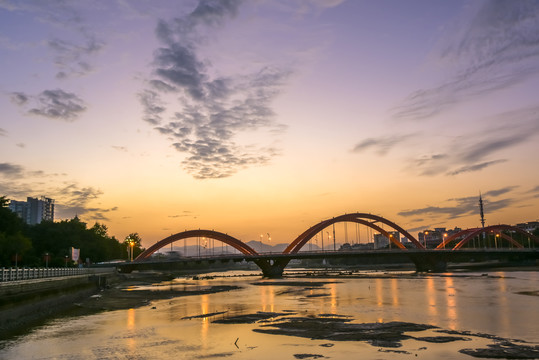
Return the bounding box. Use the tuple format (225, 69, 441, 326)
(424, 231, 429, 248)
(495, 233, 500, 249)
(443, 233, 448, 249)
(130, 240, 134, 261)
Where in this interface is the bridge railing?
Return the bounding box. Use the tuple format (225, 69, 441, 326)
(0, 267, 91, 283)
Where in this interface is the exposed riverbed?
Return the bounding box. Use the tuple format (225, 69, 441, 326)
(0, 269, 538, 359)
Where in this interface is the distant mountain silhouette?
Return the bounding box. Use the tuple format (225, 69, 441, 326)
(155, 240, 322, 257)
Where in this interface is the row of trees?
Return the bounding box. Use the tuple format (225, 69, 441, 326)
(0, 196, 144, 267)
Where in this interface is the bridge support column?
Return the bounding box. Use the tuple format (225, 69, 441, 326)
(118, 264, 134, 273)
(255, 259, 288, 278)
(408, 254, 447, 273)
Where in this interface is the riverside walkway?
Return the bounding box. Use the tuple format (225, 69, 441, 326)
(0, 267, 93, 282)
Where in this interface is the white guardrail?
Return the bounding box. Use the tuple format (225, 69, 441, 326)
(0, 267, 91, 282)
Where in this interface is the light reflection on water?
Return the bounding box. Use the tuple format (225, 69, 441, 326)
(0, 270, 538, 359)
(445, 276, 458, 330)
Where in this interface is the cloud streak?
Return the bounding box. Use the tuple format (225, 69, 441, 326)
(393, 0, 539, 120)
(49, 36, 104, 79)
(11, 89, 87, 121)
(140, 0, 291, 179)
(0, 162, 24, 178)
(0, 163, 115, 221)
(398, 187, 517, 221)
(0, 0, 105, 79)
(411, 106, 539, 176)
(351, 133, 417, 156)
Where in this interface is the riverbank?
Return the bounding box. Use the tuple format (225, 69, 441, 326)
(1, 269, 538, 359)
(74, 271, 241, 312)
(0, 271, 117, 337)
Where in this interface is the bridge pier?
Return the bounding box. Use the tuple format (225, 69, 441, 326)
(255, 259, 288, 278)
(408, 254, 447, 273)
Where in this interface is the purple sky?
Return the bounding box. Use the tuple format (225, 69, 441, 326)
(1, 0, 538, 245)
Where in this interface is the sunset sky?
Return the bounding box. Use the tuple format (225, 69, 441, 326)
(1, 0, 539, 248)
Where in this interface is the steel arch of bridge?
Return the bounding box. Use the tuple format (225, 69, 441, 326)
(131, 215, 538, 276)
(135, 229, 258, 261)
(435, 225, 539, 250)
(135, 213, 422, 262)
(284, 213, 423, 254)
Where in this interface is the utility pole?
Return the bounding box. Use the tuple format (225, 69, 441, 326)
(479, 192, 486, 244)
(479, 192, 485, 229)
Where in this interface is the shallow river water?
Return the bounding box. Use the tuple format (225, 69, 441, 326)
(1, 270, 538, 359)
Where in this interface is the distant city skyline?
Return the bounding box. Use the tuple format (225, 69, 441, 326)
(1, 1, 539, 248)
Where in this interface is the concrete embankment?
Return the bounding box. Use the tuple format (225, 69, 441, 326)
(0, 269, 118, 337)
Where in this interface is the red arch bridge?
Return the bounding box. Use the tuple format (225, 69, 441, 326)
(118, 213, 539, 277)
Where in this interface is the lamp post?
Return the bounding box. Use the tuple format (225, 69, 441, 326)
(424, 231, 428, 249)
(495, 233, 499, 249)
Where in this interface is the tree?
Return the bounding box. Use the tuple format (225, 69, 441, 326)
(0, 196, 8, 207)
(25, 218, 126, 266)
(0, 196, 33, 266)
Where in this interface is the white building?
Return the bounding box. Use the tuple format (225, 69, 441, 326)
(9, 196, 55, 225)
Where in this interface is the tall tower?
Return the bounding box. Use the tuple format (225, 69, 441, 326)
(479, 193, 485, 229)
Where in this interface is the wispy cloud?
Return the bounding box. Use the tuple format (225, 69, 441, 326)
(111, 146, 128, 152)
(448, 159, 507, 176)
(408, 106, 539, 176)
(0, 163, 115, 221)
(351, 133, 417, 156)
(393, 0, 539, 120)
(140, 0, 291, 179)
(527, 185, 539, 198)
(11, 89, 87, 121)
(54, 184, 117, 221)
(483, 186, 519, 198)
(0, 128, 7, 137)
(0, 162, 24, 178)
(0, 0, 105, 79)
(49, 36, 104, 79)
(398, 187, 518, 221)
(168, 211, 196, 218)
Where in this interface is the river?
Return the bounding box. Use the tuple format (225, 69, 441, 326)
(0, 269, 538, 359)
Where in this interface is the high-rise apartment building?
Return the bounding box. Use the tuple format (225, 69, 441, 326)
(8, 196, 55, 225)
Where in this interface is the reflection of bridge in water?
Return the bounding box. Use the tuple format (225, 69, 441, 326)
(122, 213, 539, 277)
